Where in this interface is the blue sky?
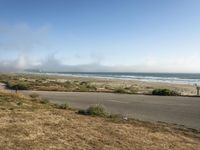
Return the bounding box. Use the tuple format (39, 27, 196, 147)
(0, 0, 200, 72)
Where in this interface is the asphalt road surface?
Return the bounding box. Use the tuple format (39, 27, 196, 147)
(17, 90, 200, 130)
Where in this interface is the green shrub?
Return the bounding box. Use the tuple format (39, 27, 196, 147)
(86, 84, 97, 91)
(104, 85, 113, 90)
(5, 81, 12, 89)
(114, 88, 127, 94)
(6, 81, 28, 90)
(15, 83, 28, 90)
(152, 89, 180, 96)
(80, 81, 88, 85)
(78, 104, 108, 117)
(75, 86, 89, 92)
(64, 81, 72, 88)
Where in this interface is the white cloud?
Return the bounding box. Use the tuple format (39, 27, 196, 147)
(1, 54, 200, 73)
(0, 23, 200, 73)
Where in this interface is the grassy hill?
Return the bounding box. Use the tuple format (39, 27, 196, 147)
(0, 90, 199, 149)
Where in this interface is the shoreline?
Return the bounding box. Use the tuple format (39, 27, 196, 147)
(23, 72, 200, 85)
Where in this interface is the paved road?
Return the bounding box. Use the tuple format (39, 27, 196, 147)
(18, 90, 200, 130)
(1, 83, 199, 129)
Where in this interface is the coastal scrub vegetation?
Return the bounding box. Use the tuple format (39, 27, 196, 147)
(5, 81, 28, 90)
(114, 86, 138, 94)
(0, 74, 139, 94)
(0, 74, 195, 96)
(78, 104, 108, 117)
(114, 87, 127, 94)
(152, 89, 180, 96)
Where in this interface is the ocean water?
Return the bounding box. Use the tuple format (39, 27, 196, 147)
(33, 72, 200, 85)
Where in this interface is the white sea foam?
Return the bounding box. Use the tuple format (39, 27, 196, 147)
(24, 72, 200, 85)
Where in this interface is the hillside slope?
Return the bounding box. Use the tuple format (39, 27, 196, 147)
(0, 91, 199, 150)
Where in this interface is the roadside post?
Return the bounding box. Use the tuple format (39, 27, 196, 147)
(194, 84, 200, 96)
(15, 86, 18, 94)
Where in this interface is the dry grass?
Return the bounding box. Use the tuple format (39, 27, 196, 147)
(0, 91, 200, 150)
